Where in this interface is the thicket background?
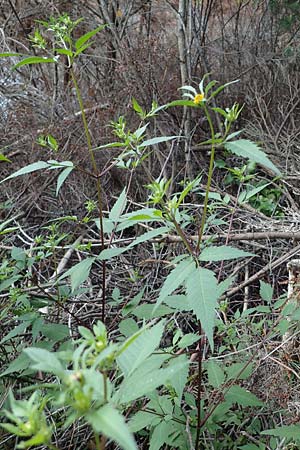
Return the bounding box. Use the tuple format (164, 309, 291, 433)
(2, 1, 300, 449)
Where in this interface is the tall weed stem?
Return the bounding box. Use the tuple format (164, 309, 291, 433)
(71, 69, 106, 323)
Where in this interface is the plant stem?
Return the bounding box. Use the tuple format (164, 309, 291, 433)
(70, 69, 107, 323)
(196, 104, 216, 254)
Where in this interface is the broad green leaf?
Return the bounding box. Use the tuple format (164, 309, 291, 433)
(13, 56, 56, 69)
(163, 295, 191, 311)
(155, 257, 195, 309)
(0, 161, 49, 183)
(0, 353, 30, 377)
(56, 166, 73, 196)
(167, 354, 189, 402)
(259, 280, 273, 303)
(117, 321, 165, 376)
(129, 411, 157, 432)
(139, 136, 178, 147)
(59, 257, 95, 292)
(131, 304, 173, 319)
(24, 348, 64, 376)
(119, 318, 139, 337)
(225, 385, 264, 407)
(225, 362, 254, 380)
(117, 360, 188, 403)
(0, 153, 11, 162)
(224, 140, 281, 175)
(186, 268, 218, 350)
(109, 188, 127, 221)
(206, 360, 225, 388)
(98, 226, 169, 260)
(42, 324, 69, 341)
(261, 425, 300, 441)
(149, 421, 171, 450)
(87, 404, 137, 450)
(178, 333, 200, 349)
(0, 322, 28, 344)
(200, 246, 254, 261)
(238, 182, 269, 203)
(75, 25, 106, 50)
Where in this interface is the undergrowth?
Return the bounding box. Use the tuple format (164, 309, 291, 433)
(1, 14, 300, 450)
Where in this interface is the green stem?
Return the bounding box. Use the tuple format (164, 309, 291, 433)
(94, 431, 102, 450)
(196, 104, 216, 254)
(70, 69, 107, 323)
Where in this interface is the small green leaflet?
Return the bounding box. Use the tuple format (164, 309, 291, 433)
(224, 140, 281, 175)
(200, 246, 254, 261)
(0, 153, 11, 162)
(186, 268, 218, 350)
(75, 25, 106, 51)
(87, 404, 137, 450)
(56, 166, 73, 195)
(259, 280, 273, 303)
(24, 348, 64, 376)
(109, 188, 127, 221)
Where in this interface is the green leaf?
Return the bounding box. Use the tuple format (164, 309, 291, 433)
(132, 97, 144, 115)
(166, 99, 197, 108)
(0, 161, 50, 183)
(0, 52, 22, 57)
(224, 140, 281, 175)
(59, 257, 95, 292)
(261, 425, 300, 441)
(0, 353, 30, 377)
(0, 322, 28, 344)
(129, 411, 157, 432)
(149, 421, 171, 450)
(117, 321, 165, 376)
(139, 136, 178, 147)
(24, 348, 64, 376)
(117, 361, 188, 403)
(178, 333, 200, 349)
(131, 304, 173, 319)
(98, 226, 169, 260)
(225, 362, 254, 380)
(167, 354, 189, 402)
(42, 324, 69, 341)
(155, 257, 195, 309)
(119, 318, 139, 337)
(200, 246, 254, 261)
(13, 56, 56, 69)
(75, 25, 106, 50)
(259, 280, 273, 303)
(186, 268, 218, 350)
(56, 166, 73, 195)
(225, 385, 264, 407)
(206, 361, 225, 388)
(87, 404, 137, 450)
(0, 153, 11, 162)
(109, 188, 127, 222)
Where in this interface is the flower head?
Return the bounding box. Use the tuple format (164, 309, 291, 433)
(193, 93, 205, 105)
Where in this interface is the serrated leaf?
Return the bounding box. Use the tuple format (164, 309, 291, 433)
(155, 257, 195, 309)
(259, 280, 273, 303)
(206, 360, 225, 388)
(225, 385, 264, 407)
(140, 136, 178, 147)
(261, 425, 300, 441)
(167, 354, 189, 402)
(200, 246, 254, 261)
(117, 321, 165, 377)
(87, 404, 137, 450)
(117, 361, 188, 403)
(59, 257, 95, 292)
(186, 268, 218, 350)
(24, 348, 64, 376)
(224, 140, 281, 175)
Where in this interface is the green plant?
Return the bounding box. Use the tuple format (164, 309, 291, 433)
(1, 12, 294, 450)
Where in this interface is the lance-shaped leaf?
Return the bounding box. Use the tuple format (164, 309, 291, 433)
(155, 257, 195, 309)
(224, 139, 281, 175)
(186, 267, 218, 350)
